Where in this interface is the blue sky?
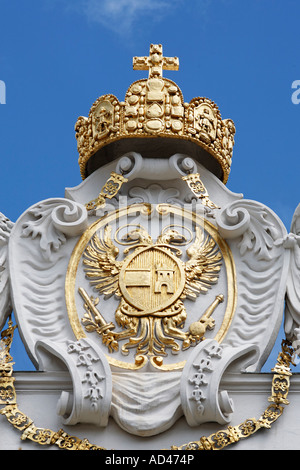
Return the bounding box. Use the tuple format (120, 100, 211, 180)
(0, 0, 299, 370)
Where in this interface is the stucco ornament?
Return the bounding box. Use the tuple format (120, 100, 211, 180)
(0, 45, 296, 441)
(279, 204, 300, 349)
(1, 151, 289, 436)
(0, 213, 13, 332)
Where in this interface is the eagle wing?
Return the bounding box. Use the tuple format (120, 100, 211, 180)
(183, 227, 222, 300)
(83, 224, 122, 297)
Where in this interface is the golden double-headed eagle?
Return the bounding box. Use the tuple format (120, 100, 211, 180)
(81, 224, 223, 358)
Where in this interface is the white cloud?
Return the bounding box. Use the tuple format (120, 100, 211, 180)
(77, 0, 176, 34)
(45, 0, 212, 36)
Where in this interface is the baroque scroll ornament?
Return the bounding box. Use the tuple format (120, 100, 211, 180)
(79, 223, 223, 360)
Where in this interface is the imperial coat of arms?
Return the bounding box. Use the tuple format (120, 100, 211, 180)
(65, 203, 236, 370)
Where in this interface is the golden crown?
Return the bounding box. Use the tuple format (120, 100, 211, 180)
(75, 44, 235, 183)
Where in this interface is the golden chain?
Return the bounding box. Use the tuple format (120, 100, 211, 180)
(0, 317, 296, 450)
(0, 318, 105, 450)
(171, 339, 295, 450)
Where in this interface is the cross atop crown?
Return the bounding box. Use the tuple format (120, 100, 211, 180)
(133, 44, 179, 79)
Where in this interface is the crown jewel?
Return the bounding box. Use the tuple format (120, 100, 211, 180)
(75, 44, 235, 183)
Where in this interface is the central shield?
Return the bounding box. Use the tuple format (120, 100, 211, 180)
(119, 246, 185, 316)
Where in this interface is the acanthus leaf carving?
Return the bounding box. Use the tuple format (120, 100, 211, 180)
(21, 202, 67, 261)
(216, 200, 289, 371)
(216, 200, 281, 261)
(21, 199, 88, 261)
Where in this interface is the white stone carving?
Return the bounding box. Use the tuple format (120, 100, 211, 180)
(0, 213, 13, 331)
(215, 199, 290, 371)
(115, 152, 197, 181)
(111, 370, 182, 436)
(283, 204, 300, 343)
(180, 339, 258, 426)
(35, 337, 111, 426)
(127, 184, 183, 205)
(216, 200, 282, 260)
(65, 153, 240, 216)
(9, 199, 87, 369)
(51, 200, 88, 237)
(2, 153, 293, 438)
(21, 199, 88, 260)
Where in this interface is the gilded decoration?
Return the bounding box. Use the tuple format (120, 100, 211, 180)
(0, 319, 296, 450)
(65, 203, 237, 370)
(75, 44, 235, 183)
(0, 40, 298, 452)
(85, 171, 128, 212)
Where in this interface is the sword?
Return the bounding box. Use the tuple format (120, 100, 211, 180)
(78, 287, 115, 335)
